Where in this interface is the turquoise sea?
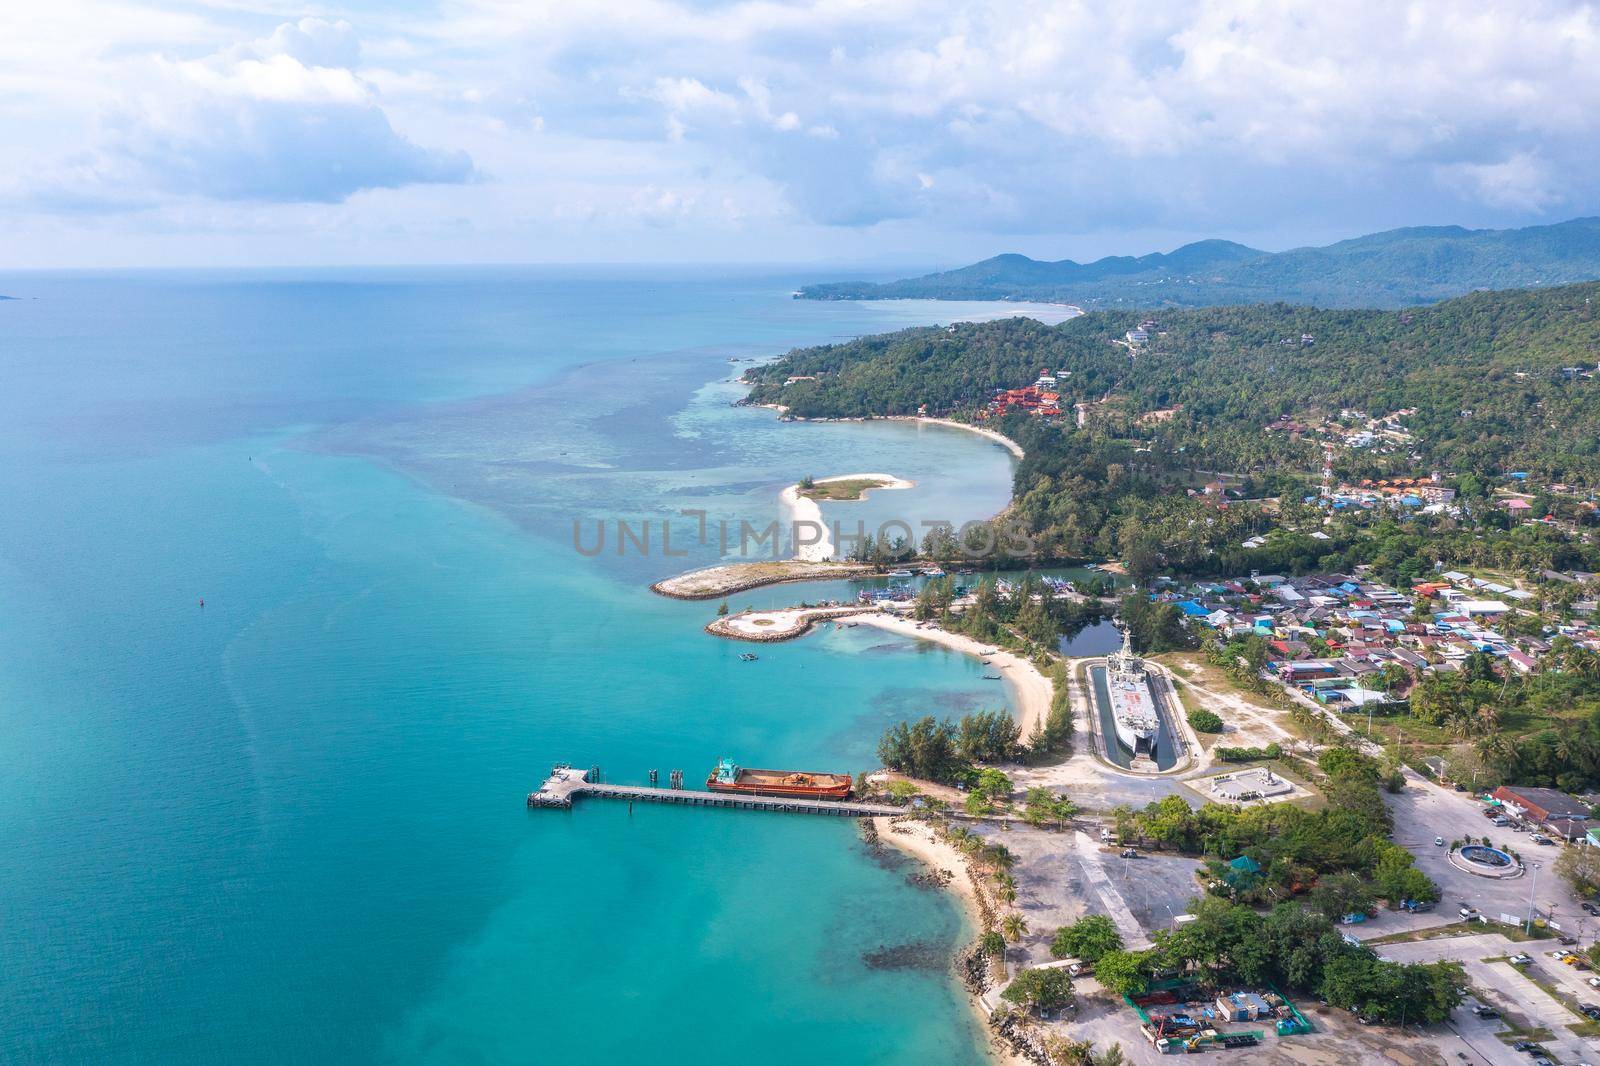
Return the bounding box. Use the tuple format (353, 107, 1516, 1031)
(0, 268, 1070, 1064)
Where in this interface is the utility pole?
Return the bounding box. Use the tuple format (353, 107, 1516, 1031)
(1526, 862, 1542, 935)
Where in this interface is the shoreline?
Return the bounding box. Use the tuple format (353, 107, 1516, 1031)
(902, 417, 1024, 460)
(779, 472, 915, 561)
(872, 817, 1030, 1066)
(746, 403, 1025, 461)
(852, 613, 1052, 741)
(649, 560, 877, 600)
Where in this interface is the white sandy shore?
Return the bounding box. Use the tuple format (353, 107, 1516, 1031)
(750, 403, 1024, 464)
(873, 817, 1029, 1066)
(779, 473, 914, 561)
(853, 613, 1052, 740)
(902, 417, 1025, 460)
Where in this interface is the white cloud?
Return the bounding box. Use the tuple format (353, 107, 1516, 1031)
(1437, 152, 1561, 212)
(14, 17, 474, 209)
(7, 0, 1600, 264)
(403, 0, 1600, 234)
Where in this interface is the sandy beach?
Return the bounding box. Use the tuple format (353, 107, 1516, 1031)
(903, 417, 1025, 460)
(748, 402, 1024, 464)
(873, 816, 1030, 1066)
(779, 473, 913, 561)
(853, 612, 1053, 740)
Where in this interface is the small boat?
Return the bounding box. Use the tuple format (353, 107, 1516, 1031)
(922, 567, 946, 577)
(887, 569, 914, 578)
(983, 674, 1002, 680)
(739, 652, 760, 662)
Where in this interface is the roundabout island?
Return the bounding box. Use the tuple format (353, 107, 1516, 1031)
(1449, 843, 1525, 879)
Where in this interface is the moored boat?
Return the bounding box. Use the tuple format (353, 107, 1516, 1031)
(706, 757, 853, 800)
(1106, 628, 1159, 759)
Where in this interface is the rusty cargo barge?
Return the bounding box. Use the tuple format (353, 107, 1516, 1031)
(706, 757, 853, 800)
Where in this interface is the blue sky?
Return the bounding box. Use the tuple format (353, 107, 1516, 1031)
(5, 1, 1600, 268)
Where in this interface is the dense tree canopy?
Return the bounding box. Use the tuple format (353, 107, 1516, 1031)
(746, 283, 1600, 576)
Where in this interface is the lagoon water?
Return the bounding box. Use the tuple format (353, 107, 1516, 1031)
(0, 268, 1066, 1064)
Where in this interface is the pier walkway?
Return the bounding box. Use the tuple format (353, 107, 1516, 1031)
(528, 766, 902, 818)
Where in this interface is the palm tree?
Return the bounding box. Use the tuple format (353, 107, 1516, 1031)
(1002, 913, 1028, 942)
(1555, 727, 1578, 766)
(1475, 704, 1501, 736)
(1476, 732, 1515, 767)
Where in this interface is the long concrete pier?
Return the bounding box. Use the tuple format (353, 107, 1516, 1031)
(528, 766, 902, 818)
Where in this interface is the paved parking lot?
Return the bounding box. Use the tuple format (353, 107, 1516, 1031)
(973, 822, 1203, 965)
(1387, 770, 1588, 936)
(1383, 932, 1598, 1065)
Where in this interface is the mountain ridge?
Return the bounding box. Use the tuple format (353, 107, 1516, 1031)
(798, 217, 1600, 308)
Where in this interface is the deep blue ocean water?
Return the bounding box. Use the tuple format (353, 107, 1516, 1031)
(0, 268, 1071, 1064)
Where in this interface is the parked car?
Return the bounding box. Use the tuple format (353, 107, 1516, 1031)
(1492, 816, 1510, 826)
(1435, 836, 1445, 846)
(1532, 834, 1554, 845)
(1402, 899, 1435, 913)
(1559, 935, 1578, 946)
(1120, 848, 1138, 858)
(1582, 901, 1600, 916)
(1472, 1004, 1500, 1018)
(1509, 953, 1534, 966)
(1460, 907, 1482, 921)
(1587, 975, 1600, 988)
(1580, 1004, 1600, 1021)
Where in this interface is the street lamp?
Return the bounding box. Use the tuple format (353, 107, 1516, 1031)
(1526, 862, 1542, 935)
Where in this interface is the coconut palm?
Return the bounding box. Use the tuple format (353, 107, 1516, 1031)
(1002, 913, 1028, 942)
(1476, 732, 1515, 767)
(986, 842, 1016, 871)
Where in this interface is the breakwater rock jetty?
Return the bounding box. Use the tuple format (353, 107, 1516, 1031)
(651, 560, 876, 600)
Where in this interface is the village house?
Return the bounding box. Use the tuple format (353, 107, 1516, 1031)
(1491, 786, 1592, 840)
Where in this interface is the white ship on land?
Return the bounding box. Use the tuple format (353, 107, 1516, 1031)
(1106, 629, 1159, 761)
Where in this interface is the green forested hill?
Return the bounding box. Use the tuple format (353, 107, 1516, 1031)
(746, 283, 1600, 575)
(799, 217, 1600, 308)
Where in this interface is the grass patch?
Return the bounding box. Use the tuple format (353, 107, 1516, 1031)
(798, 477, 895, 501)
